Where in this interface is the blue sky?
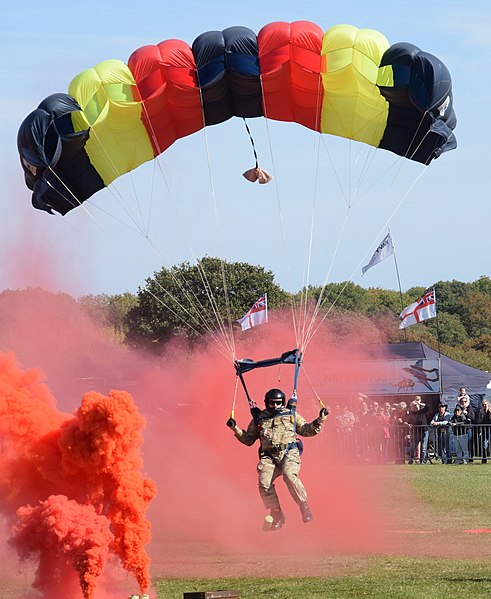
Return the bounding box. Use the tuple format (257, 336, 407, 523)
(1, 1, 490, 297)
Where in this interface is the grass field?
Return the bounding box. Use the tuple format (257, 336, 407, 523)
(152, 464, 491, 599)
(155, 556, 491, 599)
(2, 464, 490, 598)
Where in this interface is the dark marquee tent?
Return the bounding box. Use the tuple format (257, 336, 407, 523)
(360, 342, 491, 417)
(381, 342, 491, 397)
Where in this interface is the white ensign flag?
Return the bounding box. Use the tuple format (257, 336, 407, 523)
(236, 294, 268, 331)
(399, 289, 437, 329)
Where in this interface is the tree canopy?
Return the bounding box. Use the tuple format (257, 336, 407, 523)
(124, 256, 289, 347)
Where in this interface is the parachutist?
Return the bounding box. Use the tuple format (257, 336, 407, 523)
(227, 388, 327, 528)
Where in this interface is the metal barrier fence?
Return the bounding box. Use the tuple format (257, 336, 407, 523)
(328, 424, 491, 464)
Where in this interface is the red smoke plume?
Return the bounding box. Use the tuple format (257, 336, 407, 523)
(12, 495, 113, 599)
(0, 352, 156, 598)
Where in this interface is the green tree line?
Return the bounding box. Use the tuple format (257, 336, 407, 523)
(73, 258, 491, 371)
(2, 258, 489, 371)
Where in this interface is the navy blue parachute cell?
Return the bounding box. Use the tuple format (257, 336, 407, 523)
(378, 43, 457, 162)
(17, 94, 104, 215)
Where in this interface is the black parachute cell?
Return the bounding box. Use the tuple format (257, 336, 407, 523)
(192, 26, 263, 126)
(378, 43, 457, 164)
(17, 93, 105, 215)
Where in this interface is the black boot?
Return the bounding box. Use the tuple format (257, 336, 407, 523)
(299, 502, 313, 523)
(270, 509, 286, 531)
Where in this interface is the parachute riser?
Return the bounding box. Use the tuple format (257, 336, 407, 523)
(234, 349, 302, 423)
(287, 350, 303, 434)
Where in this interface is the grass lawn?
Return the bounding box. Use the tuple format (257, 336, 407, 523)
(153, 464, 491, 599)
(155, 557, 491, 599)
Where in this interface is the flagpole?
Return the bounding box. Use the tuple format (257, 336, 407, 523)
(434, 287, 442, 358)
(391, 232, 406, 342)
(433, 286, 444, 402)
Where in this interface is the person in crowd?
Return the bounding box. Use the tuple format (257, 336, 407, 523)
(367, 400, 383, 463)
(407, 396, 429, 464)
(353, 399, 370, 461)
(354, 399, 370, 425)
(335, 404, 356, 433)
(450, 404, 471, 464)
(430, 402, 452, 464)
(379, 402, 393, 463)
(391, 402, 410, 464)
(457, 388, 476, 461)
(333, 403, 356, 461)
(477, 399, 491, 464)
(226, 388, 328, 530)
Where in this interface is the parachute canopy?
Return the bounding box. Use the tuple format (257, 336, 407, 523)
(18, 22, 457, 216)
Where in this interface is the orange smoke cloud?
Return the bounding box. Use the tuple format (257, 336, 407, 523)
(0, 353, 156, 598)
(12, 495, 113, 599)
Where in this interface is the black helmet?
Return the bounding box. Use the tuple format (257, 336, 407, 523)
(265, 388, 286, 411)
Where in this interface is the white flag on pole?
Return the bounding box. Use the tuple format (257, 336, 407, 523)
(362, 233, 395, 275)
(399, 289, 437, 329)
(236, 294, 268, 331)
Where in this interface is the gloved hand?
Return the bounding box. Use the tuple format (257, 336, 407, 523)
(226, 418, 237, 429)
(319, 407, 329, 419)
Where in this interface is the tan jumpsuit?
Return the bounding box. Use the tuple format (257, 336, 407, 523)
(234, 407, 325, 511)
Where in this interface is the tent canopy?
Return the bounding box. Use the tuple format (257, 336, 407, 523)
(378, 342, 491, 398)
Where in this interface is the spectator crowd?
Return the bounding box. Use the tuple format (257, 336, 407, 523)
(329, 387, 491, 465)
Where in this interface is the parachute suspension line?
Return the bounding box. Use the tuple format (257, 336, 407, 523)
(298, 130, 323, 352)
(349, 143, 380, 208)
(137, 100, 170, 238)
(143, 285, 233, 361)
(86, 128, 152, 236)
(230, 375, 240, 420)
(301, 364, 327, 411)
(122, 98, 237, 362)
(197, 92, 238, 362)
(136, 233, 233, 349)
(242, 118, 259, 169)
(141, 99, 250, 362)
(303, 164, 428, 350)
(144, 158, 158, 236)
(261, 88, 301, 347)
(319, 137, 351, 208)
(144, 286, 208, 340)
(347, 83, 398, 208)
(299, 86, 432, 351)
(409, 111, 436, 166)
(49, 165, 230, 346)
(300, 207, 352, 350)
(151, 271, 236, 359)
(296, 73, 326, 351)
(138, 241, 238, 358)
(403, 112, 435, 164)
(46, 168, 93, 217)
(294, 63, 357, 350)
(129, 236, 229, 347)
(139, 113, 235, 351)
(48, 166, 155, 238)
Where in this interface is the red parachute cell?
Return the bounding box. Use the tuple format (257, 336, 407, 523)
(258, 21, 325, 131)
(128, 39, 203, 155)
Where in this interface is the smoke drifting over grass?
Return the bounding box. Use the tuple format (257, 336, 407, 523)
(0, 290, 398, 596)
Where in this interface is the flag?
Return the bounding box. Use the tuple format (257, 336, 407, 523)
(236, 294, 268, 331)
(399, 289, 437, 329)
(362, 233, 394, 275)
